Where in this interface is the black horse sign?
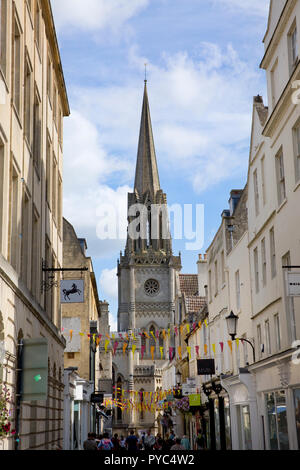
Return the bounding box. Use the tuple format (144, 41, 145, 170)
(60, 280, 84, 303)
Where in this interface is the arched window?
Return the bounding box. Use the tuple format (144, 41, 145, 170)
(140, 389, 145, 422)
(149, 325, 156, 359)
(117, 377, 122, 421)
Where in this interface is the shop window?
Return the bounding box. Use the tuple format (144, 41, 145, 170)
(265, 390, 289, 450)
(293, 389, 300, 449)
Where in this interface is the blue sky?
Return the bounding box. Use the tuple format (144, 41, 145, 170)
(51, 0, 270, 330)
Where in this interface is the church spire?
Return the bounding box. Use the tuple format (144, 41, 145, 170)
(134, 81, 161, 196)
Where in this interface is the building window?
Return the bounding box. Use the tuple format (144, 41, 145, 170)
(13, 14, 22, 116)
(58, 108, 63, 147)
(34, 1, 41, 53)
(46, 137, 51, 206)
(235, 270, 240, 312)
(257, 324, 262, 359)
(261, 155, 266, 205)
(9, 165, 19, 271)
(293, 389, 300, 449)
(58, 175, 62, 236)
(53, 82, 57, 127)
(33, 87, 42, 174)
(293, 125, 300, 183)
(208, 270, 212, 302)
(21, 191, 30, 286)
(52, 156, 57, 223)
(265, 320, 271, 355)
(254, 248, 259, 293)
(31, 208, 40, 301)
(0, 0, 7, 77)
(261, 238, 267, 287)
(282, 252, 296, 342)
(270, 228, 277, 279)
(254, 169, 259, 216)
(265, 391, 289, 450)
(274, 314, 281, 351)
(214, 260, 218, 296)
(24, 55, 33, 149)
(221, 250, 225, 286)
(47, 55, 52, 104)
(289, 23, 298, 73)
(275, 150, 286, 205)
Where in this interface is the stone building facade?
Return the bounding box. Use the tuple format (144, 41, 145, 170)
(0, 0, 69, 450)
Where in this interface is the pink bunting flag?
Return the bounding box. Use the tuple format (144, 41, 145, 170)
(113, 341, 119, 356)
(193, 323, 197, 331)
(195, 346, 200, 357)
(141, 345, 146, 360)
(119, 333, 123, 340)
(169, 347, 174, 360)
(156, 330, 160, 339)
(175, 327, 178, 336)
(220, 342, 224, 353)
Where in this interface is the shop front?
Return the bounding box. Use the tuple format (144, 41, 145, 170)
(202, 380, 231, 450)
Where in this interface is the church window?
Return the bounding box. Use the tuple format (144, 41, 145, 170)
(144, 279, 160, 296)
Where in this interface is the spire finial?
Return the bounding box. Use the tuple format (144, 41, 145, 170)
(144, 63, 147, 83)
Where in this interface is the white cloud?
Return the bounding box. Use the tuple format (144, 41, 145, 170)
(210, 0, 269, 17)
(51, 0, 149, 33)
(100, 268, 118, 300)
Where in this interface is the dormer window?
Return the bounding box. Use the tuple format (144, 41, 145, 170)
(288, 21, 298, 75)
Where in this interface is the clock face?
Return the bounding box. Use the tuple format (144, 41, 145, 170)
(144, 279, 160, 296)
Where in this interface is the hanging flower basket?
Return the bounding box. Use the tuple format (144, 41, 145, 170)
(175, 396, 190, 413)
(0, 382, 15, 438)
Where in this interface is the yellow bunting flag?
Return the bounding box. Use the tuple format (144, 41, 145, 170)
(144, 332, 150, 339)
(204, 344, 208, 356)
(236, 339, 239, 349)
(187, 346, 191, 360)
(151, 331, 156, 342)
(212, 344, 216, 356)
(168, 328, 171, 337)
(151, 346, 155, 361)
(228, 340, 233, 353)
(112, 333, 115, 340)
(123, 342, 128, 356)
(178, 346, 182, 359)
(69, 330, 73, 341)
(79, 332, 84, 337)
(186, 324, 190, 334)
(160, 347, 164, 359)
(132, 344, 137, 358)
(204, 319, 208, 328)
(105, 340, 110, 353)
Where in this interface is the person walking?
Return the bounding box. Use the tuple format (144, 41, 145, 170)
(98, 432, 114, 450)
(171, 438, 185, 451)
(144, 429, 155, 450)
(111, 433, 121, 451)
(126, 430, 139, 452)
(181, 435, 191, 450)
(83, 432, 98, 451)
(120, 435, 126, 450)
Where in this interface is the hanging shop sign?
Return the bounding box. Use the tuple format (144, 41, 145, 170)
(182, 383, 197, 396)
(286, 272, 300, 297)
(60, 280, 84, 303)
(189, 394, 201, 407)
(197, 359, 215, 375)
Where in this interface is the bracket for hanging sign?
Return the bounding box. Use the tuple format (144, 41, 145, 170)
(41, 260, 88, 293)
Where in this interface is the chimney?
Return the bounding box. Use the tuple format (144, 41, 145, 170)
(197, 253, 208, 297)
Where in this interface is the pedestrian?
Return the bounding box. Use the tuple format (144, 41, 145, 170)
(83, 432, 98, 451)
(154, 433, 163, 450)
(111, 433, 121, 451)
(120, 435, 126, 450)
(144, 429, 155, 450)
(181, 435, 191, 450)
(196, 430, 206, 450)
(98, 432, 114, 450)
(171, 438, 185, 451)
(126, 430, 139, 452)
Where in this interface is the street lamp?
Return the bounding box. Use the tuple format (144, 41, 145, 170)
(225, 311, 256, 363)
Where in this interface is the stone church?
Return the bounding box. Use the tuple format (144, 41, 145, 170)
(111, 82, 182, 434)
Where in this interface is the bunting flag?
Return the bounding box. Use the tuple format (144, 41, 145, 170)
(204, 344, 208, 356)
(160, 347, 164, 359)
(151, 346, 155, 361)
(162, 330, 166, 340)
(187, 346, 191, 360)
(180, 325, 185, 336)
(93, 334, 96, 343)
(106, 333, 110, 340)
(169, 347, 174, 360)
(175, 327, 178, 337)
(96, 337, 101, 346)
(168, 329, 170, 337)
(156, 330, 160, 339)
(144, 332, 150, 339)
(236, 339, 240, 349)
(123, 342, 128, 356)
(220, 342, 224, 353)
(241, 339, 244, 346)
(212, 344, 216, 356)
(198, 321, 202, 329)
(132, 344, 137, 358)
(112, 333, 115, 340)
(186, 324, 190, 334)
(193, 323, 197, 331)
(178, 346, 182, 360)
(119, 333, 123, 340)
(105, 340, 110, 353)
(151, 331, 156, 342)
(195, 345, 200, 357)
(69, 330, 73, 341)
(204, 319, 208, 328)
(141, 345, 146, 360)
(228, 340, 233, 353)
(79, 332, 84, 337)
(113, 341, 119, 356)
